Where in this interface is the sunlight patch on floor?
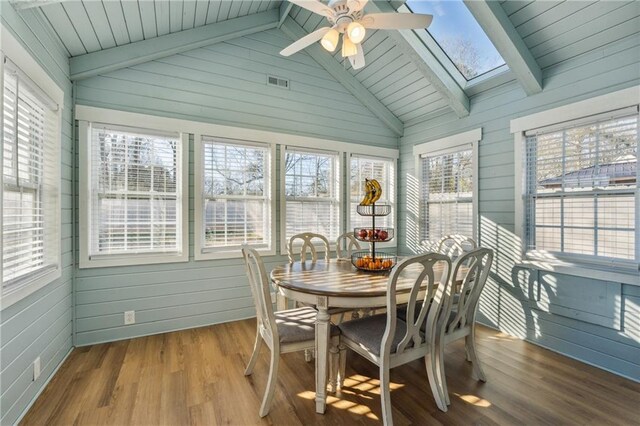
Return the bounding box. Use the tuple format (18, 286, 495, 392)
(455, 393, 492, 407)
(297, 374, 404, 420)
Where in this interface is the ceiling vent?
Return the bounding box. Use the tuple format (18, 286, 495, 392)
(267, 75, 289, 89)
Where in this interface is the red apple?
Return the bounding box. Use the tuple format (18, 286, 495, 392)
(357, 229, 367, 239)
(378, 230, 388, 241)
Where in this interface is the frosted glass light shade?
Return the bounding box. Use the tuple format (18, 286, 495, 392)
(342, 35, 357, 57)
(347, 22, 366, 44)
(321, 29, 340, 52)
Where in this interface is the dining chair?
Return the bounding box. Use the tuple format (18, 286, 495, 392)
(241, 246, 344, 417)
(287, 232, 331, 263)
(338, 253, 453, 424)
(435, 247, 493, 406)
(335, 232, 361, 260)
(437, 235, 477, 259)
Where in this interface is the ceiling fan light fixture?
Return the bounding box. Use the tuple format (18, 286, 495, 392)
(347, 21, 366, 44)
(341, 34, 358, 57)
(320, 28, 340, 52)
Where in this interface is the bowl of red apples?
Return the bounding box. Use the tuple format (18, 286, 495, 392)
(354, 227, 394, 243)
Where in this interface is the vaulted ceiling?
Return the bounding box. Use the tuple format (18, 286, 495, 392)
(11, 0, 640, 136)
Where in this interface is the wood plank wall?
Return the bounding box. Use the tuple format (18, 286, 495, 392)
(0, 5, 74, 425)
(397, 28, 640, 381)
(72, 29, 398, 347)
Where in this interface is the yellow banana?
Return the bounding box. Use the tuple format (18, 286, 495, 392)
(360, 179, 373, 206)
(370, 179, 382, 203)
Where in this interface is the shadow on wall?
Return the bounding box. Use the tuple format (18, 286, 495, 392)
(479, 216, 531, 339)
(403, 170, 534, 338)
(404, 167, 639, 345)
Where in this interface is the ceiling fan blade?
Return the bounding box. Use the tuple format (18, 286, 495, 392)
(280, 27, 332, 56)
(361, 13, 433, 30)
(347, 0, 369, 13)
(348, 43, 366, 70)
(287, 0, 334, 17)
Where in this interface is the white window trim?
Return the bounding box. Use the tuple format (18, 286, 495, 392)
(78, 120, 189, 268)
(75, 106, 400, 261)
(280, 146, 342, 255)
(193, 134, 277, 260)
(0, 25, 63, 310)
(278, 143, 398, 256)
(346, 152, 398, 249)
(413, 128, 481, 249)
(511, 85, 640, 286)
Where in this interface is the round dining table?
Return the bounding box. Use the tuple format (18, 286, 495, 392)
(270, 259, 447, 414)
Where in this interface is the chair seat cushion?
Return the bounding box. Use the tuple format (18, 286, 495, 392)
(275, 307, 339, 344)
(397, 302, 420, 324)
(339, 313, 417, 356)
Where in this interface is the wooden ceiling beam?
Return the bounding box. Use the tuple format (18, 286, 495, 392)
(280, 17, 404, 137)
(464, 0, 542, 95)
(70, 9, 279, 81)
(10, 0, 65, 10)
(366, 1, 470, 117)
(278, 1, 294, 28)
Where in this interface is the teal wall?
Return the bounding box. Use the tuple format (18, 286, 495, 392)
(397, 31, 640, 381)
(73, 28, 397, 346)
(0, 5, 74, 425)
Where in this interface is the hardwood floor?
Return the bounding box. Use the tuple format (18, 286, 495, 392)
(22, 319, 639, 425)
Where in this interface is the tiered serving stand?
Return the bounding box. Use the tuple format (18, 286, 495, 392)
(351, 203, 397, 272)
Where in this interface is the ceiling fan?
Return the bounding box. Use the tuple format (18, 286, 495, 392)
(280, 0, 433, 70)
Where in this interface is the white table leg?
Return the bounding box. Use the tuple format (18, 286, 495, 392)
(276, 289, 287, 311)
(315, 296, 330, 414)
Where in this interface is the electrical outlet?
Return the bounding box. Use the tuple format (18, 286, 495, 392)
(33, 357, 41, 381)
(124, 310, 136, 325)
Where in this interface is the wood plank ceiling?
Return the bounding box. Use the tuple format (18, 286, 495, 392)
(290, 5, 443, 123)
(30, 0, 640, 127)
(38, 0, 282, 56)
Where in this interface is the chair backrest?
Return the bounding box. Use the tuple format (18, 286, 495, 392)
(380, 253, 452, 359)
(242, 246, 278, 345)
(437, 235, 477, 259)
(287, 232, 330, 263)
(335, 232, 361, 260)
(442, 248, 493, 336)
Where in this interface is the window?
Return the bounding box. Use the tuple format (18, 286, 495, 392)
(413, 129, 480, 246)
(79, 121, 188, 268)
(2, 55, 61, 302)
(282, 147, 341, 249)
(405, 0, 506, 81)
(523, 109, 638, 265)
(349, 154, 395, 235)
(194, 136, 274, 259)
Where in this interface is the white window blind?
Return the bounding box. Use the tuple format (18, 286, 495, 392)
(421, 148, 474, 242)
(89, 124, 182, 256)
(2, 61, 59, 287)
(284, 147, 340, 242)
(524, 109, 638, 264)
(350, 154, 395, 230)
(200, 137, 271, 251)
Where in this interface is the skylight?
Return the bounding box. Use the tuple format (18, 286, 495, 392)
(406, 0, 506, 81)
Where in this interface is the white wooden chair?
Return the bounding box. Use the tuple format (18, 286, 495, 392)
(435, 247, 493, 406)
(335, 232, 361, 260)
(437, 235, 477, 259)
(287, 232, 330, 263)
(338, 253, 453, 424)
(241, 246, 344, 417)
